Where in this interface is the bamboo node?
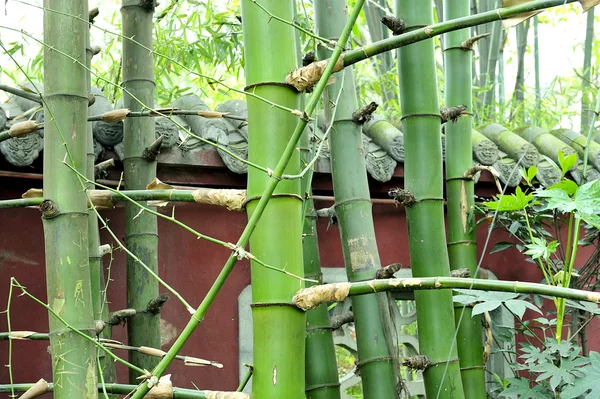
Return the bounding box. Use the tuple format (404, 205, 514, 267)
(352, 102, 378, 124)
(143, 135, 164, 161)
(101, 108, 130, 122)
(191, 188, 246, 211)
(302, 51, 316, 66)
(285, 57, 344, 92)
(381, 15, 406, 35)
(402, 355, 431, 371)
(8, 120, 39, 138)
(450, 268, 471, 278)
(376, 263, 402, 279)
(39, 200, 60, 219)
(440, 105, 468, 124)
(19, 378, 49, 399)
(388, 188, 415, 207)
(94, 320, 106, 335)
(147, 293, 170, 314)
(293, 283, 351, 311)
(147, 177, 174, 191)
(461, 33, 491, 50)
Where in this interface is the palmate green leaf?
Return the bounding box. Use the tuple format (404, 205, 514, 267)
(574, 180, 600, 215)
(535, 188, 576, 212)
(504, 299, 542, 319)
(562, 352, 600, 397)
(547, 179, 579, 196)
(500, 378, 552, 398)
(485, 187, 533, 211)
(524, 237, 559, 260)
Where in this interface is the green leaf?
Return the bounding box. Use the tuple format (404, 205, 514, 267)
(535, 188, 576, 213)
(526, 166, 537, 185)
(546, 179, 579, 196)
(491, 241, 517, 254)
(499, 378, 552, 398)
(524, 237, 558, 260)
(562, 352, 600, 397)
(575, 180, 600, 215)
(557, 150, 577, 177)
(473, 300, 503, 316)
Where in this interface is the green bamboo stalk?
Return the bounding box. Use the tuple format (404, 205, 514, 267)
(129, 3, 364, 397)
(85, 6, 116, 387)
(482, 0, 503, 120)
(0, 382, 249, 398)
(510, 20, 531, 124)
(533, 16, 541, 125)
(316, 1, 399, 397)
(293, 278, 600, 310)
(42, 0, 97, 397)
(121, 0, 160, 382)
(443, 0, 486, 396)
(363, 0, 397, 108)
(581, 7, 595, 134)
(397, 1, 465, 397)
(242, 1, 305, 397)
(498, 31, 506, 121)
(302, 172, 340, 399)
(477, 0, 493, 96)
(292, 0, 579, 87)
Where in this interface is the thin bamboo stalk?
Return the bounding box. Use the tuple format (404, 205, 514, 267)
(581, 8, 595, 134)
(316, 0, 399, 397)
(42, 0, 97, 397)
(129, 3, 364, 396)
(293, 277, 600, 310)
(482, 0, 503, 119)
(510, 20, 531, 123)
(533, 16, 541, 125)
(85, 5, 116, 387)
(444, 1, 486, 396)
(397, 0, 465, 397)
(121, 0, 161, 381)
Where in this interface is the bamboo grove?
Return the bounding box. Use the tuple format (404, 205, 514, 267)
(0, 0, 599, 398)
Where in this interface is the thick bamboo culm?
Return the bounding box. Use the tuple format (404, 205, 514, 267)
(241, 0, 305, 397)
(397, 0, 466, 397)
(315, 0, 399, 397)
(443, 0, 486, 396)
(41, 0, 98, 397)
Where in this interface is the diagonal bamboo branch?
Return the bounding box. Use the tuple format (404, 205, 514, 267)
(129, 1, 366, 397)
(287, 0, 580, 91)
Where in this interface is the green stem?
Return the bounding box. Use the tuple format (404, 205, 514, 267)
(129, 2, 365, 397)
(328, 0, 577, 71)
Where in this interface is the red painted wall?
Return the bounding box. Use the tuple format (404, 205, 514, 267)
(0, 174, 596, 394)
